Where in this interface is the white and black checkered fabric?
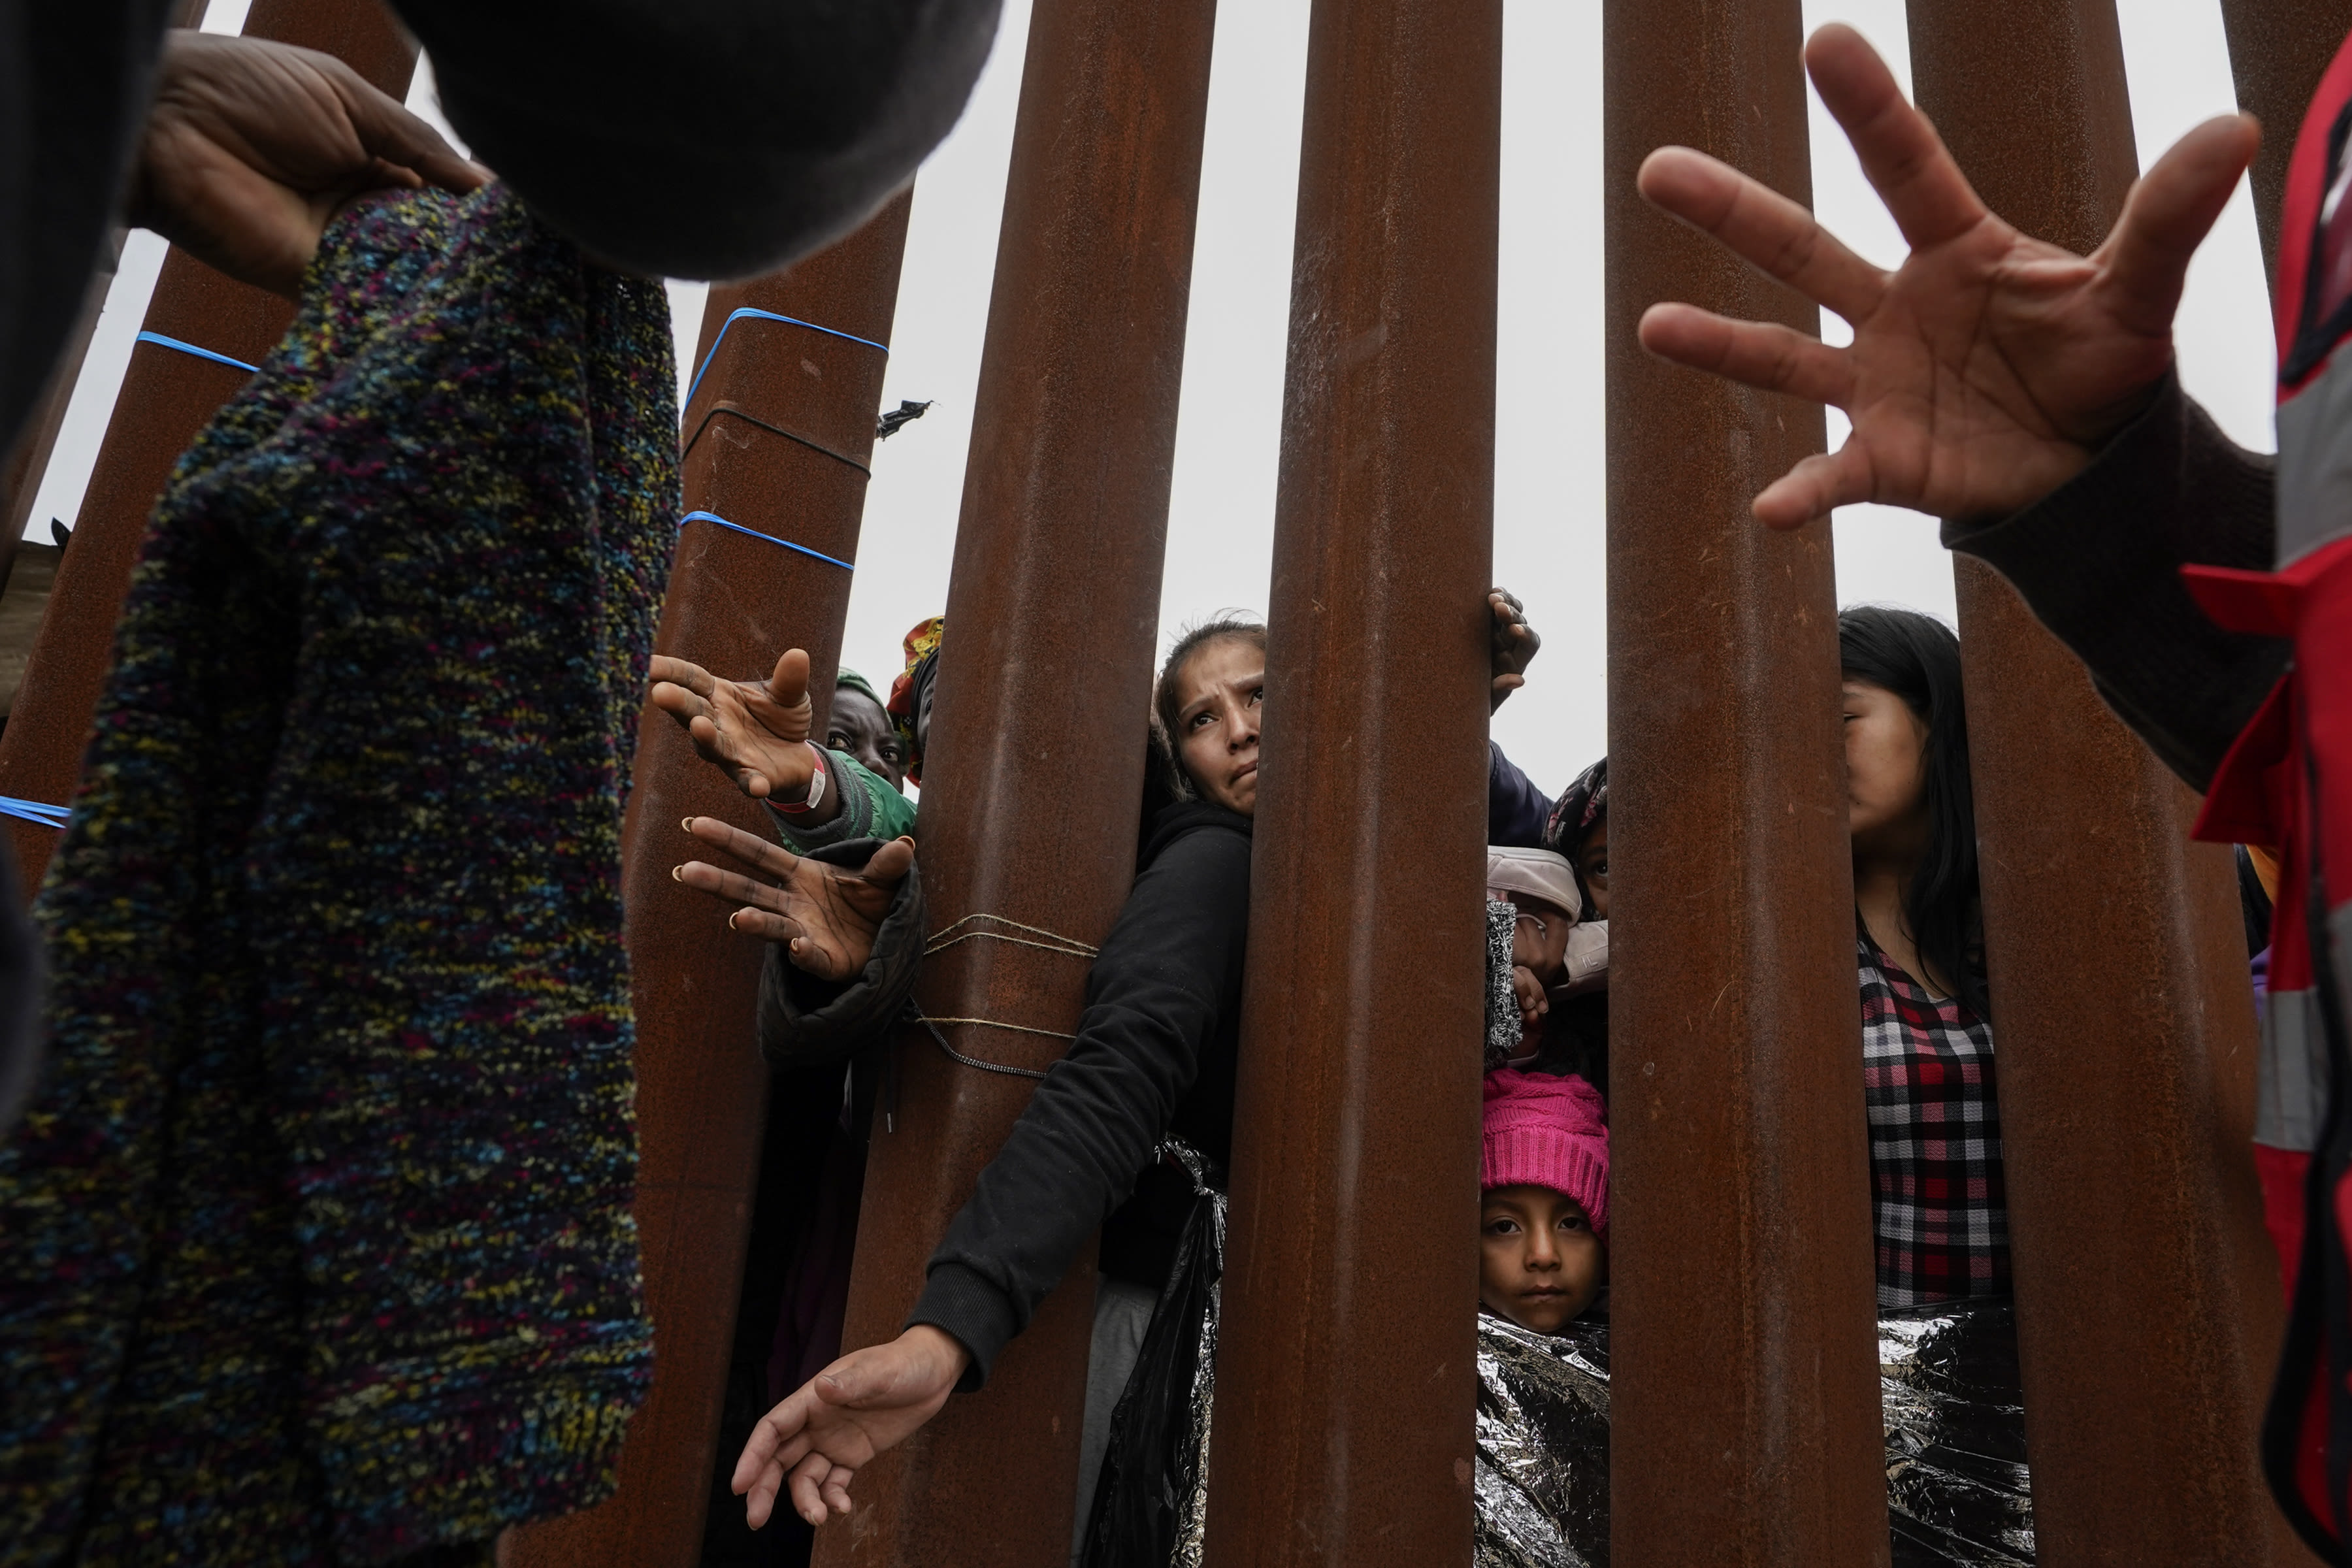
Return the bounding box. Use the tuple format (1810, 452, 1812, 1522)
(1859, 936, 2010, 1309)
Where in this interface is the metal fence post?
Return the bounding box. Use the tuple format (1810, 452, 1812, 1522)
(1602, 1, 1891, 1563)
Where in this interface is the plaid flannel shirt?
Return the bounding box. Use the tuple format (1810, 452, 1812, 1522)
(1858, 936, 2010, 1307)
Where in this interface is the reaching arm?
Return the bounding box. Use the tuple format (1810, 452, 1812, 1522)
(1634, 24, 2257, 529)
(1489, 743, 1551, 849)
(649, 649, 841, 823)
(911, 820, 1251, 1384)
(730, 815, 1251, 1530)
(1630, 24, 2278, 791)
(1945, 374, 2287, 792)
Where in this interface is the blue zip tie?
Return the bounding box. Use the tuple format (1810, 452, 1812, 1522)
(683, 308, 887, 412)
(0, 796, 68, 830)
(679, 512, 854, 572)
(134, 331, 258, 374)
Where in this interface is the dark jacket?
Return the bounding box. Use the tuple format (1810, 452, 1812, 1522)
(911, 800, 1252, 1389)
(1488, 740, 1550, 849)
(1942, 372, 2286, 791)
(755, 836, 928, 1070)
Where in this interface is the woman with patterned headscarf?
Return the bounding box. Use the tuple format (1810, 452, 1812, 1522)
(885, 615, 945, 787)
(1544, 757, 1609, 923)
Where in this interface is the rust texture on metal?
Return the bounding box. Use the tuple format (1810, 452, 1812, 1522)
(1906, 4, 2310, 1561)
(1198, 1, 1499, 1565)
(1601, 2, 1890, 1564)
(813, 0, 1217, 1561)
(502, 193, 914, 1568)
(2219, 0, 2352, 278)
(0, 0, 416, 896)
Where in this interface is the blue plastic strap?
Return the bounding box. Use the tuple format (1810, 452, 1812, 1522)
(0, 796, 68, 830)
(134, 331, 258, 374)
(682, 308, 888, 412)
(679, 511, 854, 572)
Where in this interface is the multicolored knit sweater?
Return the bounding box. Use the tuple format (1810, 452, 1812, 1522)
(0, 185, 674, 1564)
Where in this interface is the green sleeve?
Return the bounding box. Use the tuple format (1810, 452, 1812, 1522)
(765, 748, 916, 854)
(855, 755, 919, 840)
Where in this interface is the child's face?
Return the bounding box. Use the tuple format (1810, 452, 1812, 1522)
(1573, 815, 1609, 920)
(1508, 892, 1576, 985)
(1480, 1183, 1605, 1334)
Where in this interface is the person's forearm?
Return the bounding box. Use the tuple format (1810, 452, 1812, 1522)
(1488, 741, 1550, 849)
(908, 826, 1248, 1388)
(1944, 374, 2287, 793)
(765, 743, 848, 830)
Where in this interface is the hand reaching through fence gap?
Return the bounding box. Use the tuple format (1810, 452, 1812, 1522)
(1633, 22, 2257, 528)
(732, 1325, 971, 1528)
(672, 820, 912, 981)
(650, 647, 843, 823)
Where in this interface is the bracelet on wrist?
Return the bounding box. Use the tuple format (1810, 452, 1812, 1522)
(769, 745, 828, 818)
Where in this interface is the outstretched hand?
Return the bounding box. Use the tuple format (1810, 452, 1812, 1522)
(1635, 23, 2258, 527)
(1489, 588, 1542, 712)
(128, 31, 488, 298)
(674, 821, 913, 981)
(733, 1326, 970, 1529)
(651, 649, 826, 807)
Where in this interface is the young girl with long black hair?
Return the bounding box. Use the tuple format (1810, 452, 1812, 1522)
(1839, 604, 2007, 1307)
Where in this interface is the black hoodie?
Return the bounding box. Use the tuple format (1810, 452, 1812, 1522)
(910, 799, 1252, 1389)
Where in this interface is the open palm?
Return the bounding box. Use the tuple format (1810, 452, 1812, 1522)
(650, 649, 820, 802)
(672, 819, 913, 982)
(1635, 23, 2259, 528)
(732, 1327, 968, 1529)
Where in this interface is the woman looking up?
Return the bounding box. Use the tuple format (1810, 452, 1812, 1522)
(1840, 605, 2006, 1307)
(731, 617, 1266, 1543)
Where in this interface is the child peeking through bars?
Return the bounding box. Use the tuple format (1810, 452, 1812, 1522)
(1479, 1070, 1609, 1336)
(1473, 1070, 1613, 1567)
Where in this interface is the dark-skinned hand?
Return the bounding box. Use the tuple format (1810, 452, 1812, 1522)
(672, 819, 913, 983)
(1635, 23, 2258, 527)
(1490, 587, 1541, 712)
(126, 31, 487, 299)
(649, 649, 825, 806)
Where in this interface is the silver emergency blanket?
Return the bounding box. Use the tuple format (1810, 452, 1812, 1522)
(1473, 1299, 2033, 1567)
(1881, 1300, 2033, 1566)
(1486, 899, 1520, 1070)
(1169, 1142, 1223, 1568)
(1475, 1311, 1610, 1567)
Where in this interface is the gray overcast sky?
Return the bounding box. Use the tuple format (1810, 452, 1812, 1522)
(23, 0, 2279, 800)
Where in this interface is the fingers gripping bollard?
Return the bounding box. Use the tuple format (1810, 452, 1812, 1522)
(1906, 5, 2313, 1561)
(809, 0, 1217, 1562)
(501, 195, 913, 1568)
(0, 0, 416, 896)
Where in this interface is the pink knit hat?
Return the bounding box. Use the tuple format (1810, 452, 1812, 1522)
(1481, 1070, 1609, 1236)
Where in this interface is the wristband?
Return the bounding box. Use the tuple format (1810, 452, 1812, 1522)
(769, 745, 828, 817)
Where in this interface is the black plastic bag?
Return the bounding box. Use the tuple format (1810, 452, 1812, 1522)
(1081, 1145, 1225, 1568)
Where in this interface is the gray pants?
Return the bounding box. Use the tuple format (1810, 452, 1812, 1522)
(1071, 1273, 1160, 1563)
